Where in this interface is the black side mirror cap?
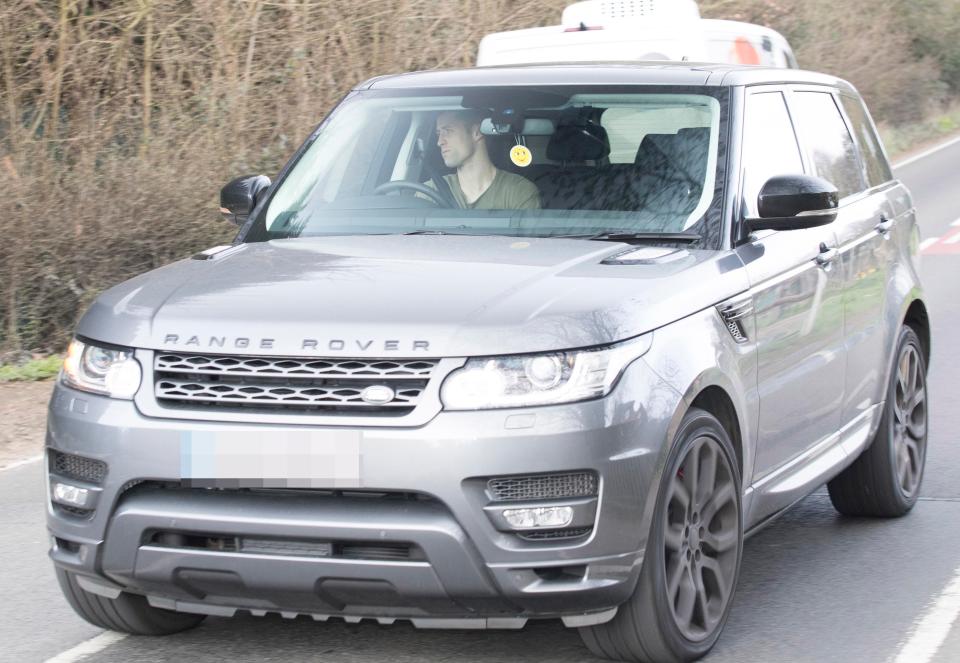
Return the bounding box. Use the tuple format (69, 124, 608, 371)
(220, 175, 271, 226)
(745, 175, 839, 232)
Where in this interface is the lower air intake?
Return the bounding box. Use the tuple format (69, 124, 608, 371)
(50, 451, 107, 485)
(519, 527, 593, 541)
(487, 472, 598, 502)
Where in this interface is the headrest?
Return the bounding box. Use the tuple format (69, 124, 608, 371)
(547, 123, 610, 162)
(678, 127, 710, 152)
(635, 128, 710, 167)
(635, 133, 675, 166)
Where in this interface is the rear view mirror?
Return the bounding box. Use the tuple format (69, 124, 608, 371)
(220, 175, 271, 226)
(745, 175, 838, 232)
(480, 118, 555, 135)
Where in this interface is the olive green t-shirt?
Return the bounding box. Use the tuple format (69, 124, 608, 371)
(442, 169, 541, 209)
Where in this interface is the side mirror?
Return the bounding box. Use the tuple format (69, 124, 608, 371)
(220, 175, 271, 226)
(745, 175, 838, 232)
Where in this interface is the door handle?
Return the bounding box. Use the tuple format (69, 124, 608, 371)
(815, 243, 838, 268)
(875, 216, 894, 236)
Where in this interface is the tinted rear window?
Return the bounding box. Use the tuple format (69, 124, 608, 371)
(791, 91, 866, 198)
(840, 95, 893, 187)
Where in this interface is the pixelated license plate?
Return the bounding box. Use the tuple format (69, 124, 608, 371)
(179, 430, 361, 488)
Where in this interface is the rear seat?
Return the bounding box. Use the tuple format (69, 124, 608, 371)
(531, 123, 611, 210)
(630, 128, 710, 215)
(528, 124, 710, 214)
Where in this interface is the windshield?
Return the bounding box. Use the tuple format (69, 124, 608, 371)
(245, 86, 728, 248)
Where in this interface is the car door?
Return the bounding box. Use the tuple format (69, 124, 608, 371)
(734, 88, 846, 496)
(835, 93, 904, 432)
(789, 90, 897, 441)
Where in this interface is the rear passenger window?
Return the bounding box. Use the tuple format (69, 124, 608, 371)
(601, 106, 713, 164)
(741, 92, 804, 217)
(791, 91, 866, 198)
(840, 95, 893, 187)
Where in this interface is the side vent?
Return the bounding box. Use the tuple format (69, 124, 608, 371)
(717, 298, 753, 344)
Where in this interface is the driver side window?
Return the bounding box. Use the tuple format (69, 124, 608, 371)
(741, 91, 804, 217)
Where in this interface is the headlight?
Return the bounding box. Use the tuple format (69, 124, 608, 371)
(62, 339, 142, 399)
(440, 334, 652, 410)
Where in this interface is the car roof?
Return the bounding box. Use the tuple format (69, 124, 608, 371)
(358, 62, 853, 93)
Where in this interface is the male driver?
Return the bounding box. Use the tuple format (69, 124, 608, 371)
(434, 110, 541, 209)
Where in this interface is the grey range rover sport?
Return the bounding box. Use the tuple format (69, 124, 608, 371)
(46, 63, 930, 662)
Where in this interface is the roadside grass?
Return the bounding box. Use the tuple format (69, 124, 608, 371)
(0, 356, 62, 382)
(880, 103, 960, 160)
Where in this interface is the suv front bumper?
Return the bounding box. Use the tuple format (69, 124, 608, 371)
(45, 357, 679, 627)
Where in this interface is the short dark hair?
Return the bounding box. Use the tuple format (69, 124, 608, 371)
(438, 109, 486, 129)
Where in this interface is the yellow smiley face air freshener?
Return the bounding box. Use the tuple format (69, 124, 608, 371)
(510, 144, 532, 168)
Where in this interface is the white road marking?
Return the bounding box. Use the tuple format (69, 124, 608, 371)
(919, 238, 940, 251)
(0, 454, 42, 472)
(43, 632, 127, 663)
(892, 566, 960, 663)
(945, 233, 960, 244)
(893, 133, 960, 169)
(952, 217, 960, 227)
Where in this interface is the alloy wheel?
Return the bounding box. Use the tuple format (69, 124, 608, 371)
(663, 436, 739, 642)
(893, 343, 927, 498)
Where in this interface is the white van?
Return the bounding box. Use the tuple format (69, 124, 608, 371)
(477, 0, 798, 69)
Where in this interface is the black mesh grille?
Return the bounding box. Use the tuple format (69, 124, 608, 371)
(50, 451, 107, 485)
(150, 531, 420, 561)
(487, 472, 598, 502)
(519, 527, 593, 541)
(154, 353, 437, 416)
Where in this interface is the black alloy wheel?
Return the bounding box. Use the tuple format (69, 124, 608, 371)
(892, 341, 927, 497)
(580, 408, 743, 662)
(828, 325, 928, 517)
(663, 434, 740, 641)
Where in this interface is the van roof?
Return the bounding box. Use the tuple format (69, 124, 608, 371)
(358, 62, 850, 92)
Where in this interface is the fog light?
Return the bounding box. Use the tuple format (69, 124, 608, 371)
(502, 506, 574, 529)
(53, 482, 89, 508)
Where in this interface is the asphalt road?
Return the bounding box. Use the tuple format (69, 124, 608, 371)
(2, 138, 960, 662)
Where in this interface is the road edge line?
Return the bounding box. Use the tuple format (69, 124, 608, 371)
(0, 454, 43, 472)
(893, 133, 960, 170)
(43, 632, 128, 663)
(892, 566, 960, 663)
(919, 238, 939, 252)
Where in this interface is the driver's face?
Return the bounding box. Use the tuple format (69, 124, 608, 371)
(436, 113, 477, 169)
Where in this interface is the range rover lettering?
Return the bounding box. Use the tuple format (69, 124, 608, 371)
(46, 63, 930, 662)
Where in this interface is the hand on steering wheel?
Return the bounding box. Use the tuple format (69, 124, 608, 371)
(373, 180, 454, 208)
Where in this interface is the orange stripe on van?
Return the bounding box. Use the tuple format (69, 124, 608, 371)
(733, 37, 760, 65)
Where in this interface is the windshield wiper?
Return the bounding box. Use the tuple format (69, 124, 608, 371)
(557, 231, 702, 243)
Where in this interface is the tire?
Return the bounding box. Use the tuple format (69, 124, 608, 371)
(828, 325, 928, 517)
(579, 408, 743, 662)
(56, 567, 206, 635)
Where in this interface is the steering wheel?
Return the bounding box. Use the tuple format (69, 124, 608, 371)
(373, 180, 453, 207)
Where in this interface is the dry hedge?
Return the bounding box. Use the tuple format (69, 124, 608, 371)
(0, 0, 951, 351)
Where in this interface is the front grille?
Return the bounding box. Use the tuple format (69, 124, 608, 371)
(154, 353, 438, 416)
(487, 472, 598, 502)
(50, 451, 107, 485)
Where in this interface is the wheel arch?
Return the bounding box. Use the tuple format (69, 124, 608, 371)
(662, 368, 751, 485)
(903, 297, 930, 365)
(690, 386, 744, 477)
